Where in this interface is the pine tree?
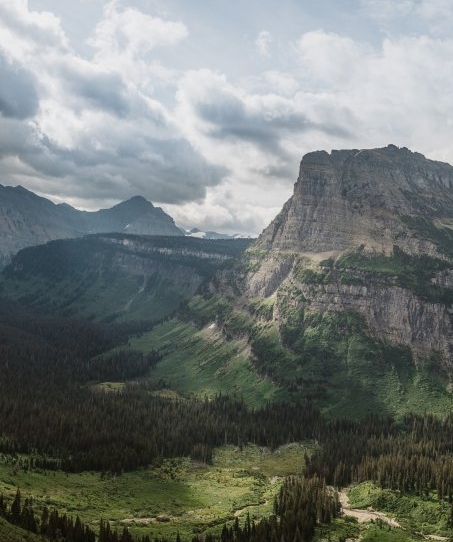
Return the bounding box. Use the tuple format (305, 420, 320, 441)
(10, 488, 21, 525)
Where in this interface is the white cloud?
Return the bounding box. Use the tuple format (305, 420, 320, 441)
(360, 0, 415, 22)
(165, 180, 283, 236)
(0, 0, 69, 61)
(295, 31, 368, 90)
(88, 1, 188, 60)
(0, 0, 225, 210)
(361, 0, 453, 36)
(291, 31, 453, 162)
(416, 0, 453, 34)
(255, 30, 273, 57)
(171, 29, 453, 233)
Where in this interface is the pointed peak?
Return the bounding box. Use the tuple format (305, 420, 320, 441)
(125, 195, 153, 205)
(109, 196, 154, 213)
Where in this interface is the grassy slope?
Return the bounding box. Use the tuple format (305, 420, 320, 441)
(0, 235, 252, 323)
(0, 518, 42, 542)
(129, 320, 280, 407)
(0, 444, 308, 540)
(0, 264, 191, 323)
(129, 311, 453, 418)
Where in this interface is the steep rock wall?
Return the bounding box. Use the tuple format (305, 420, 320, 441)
(243, 145, 453, 366)
(255, 145, 453, 257)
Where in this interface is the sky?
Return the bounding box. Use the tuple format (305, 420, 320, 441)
(1, 0, 453, 235)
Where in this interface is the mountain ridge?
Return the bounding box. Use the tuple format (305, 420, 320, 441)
(0, 186, 183, 266)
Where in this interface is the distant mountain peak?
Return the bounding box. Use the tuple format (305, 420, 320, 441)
(0, 188, 182, 267)
(119, 195, 154, 207)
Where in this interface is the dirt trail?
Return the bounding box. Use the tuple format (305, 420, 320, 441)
(339, 491, 400, 527)
(339, 492, 451, 541)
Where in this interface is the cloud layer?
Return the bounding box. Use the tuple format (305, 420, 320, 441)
(1, 0, 453, 234)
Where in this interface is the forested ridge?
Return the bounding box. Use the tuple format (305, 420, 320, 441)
(3, 235, 252, 283)
(2, 299, 453, 541)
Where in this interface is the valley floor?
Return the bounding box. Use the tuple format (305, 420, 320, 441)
(0, 443, 308, 540)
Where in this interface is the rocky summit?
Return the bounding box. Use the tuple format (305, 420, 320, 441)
(244, 145, 453, 369)
(256, 144, 453, 256)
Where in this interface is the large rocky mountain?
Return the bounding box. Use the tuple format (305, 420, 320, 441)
(0, 185, 183, 266)
(255, 144, 453, 255)
(244, 144, 453, 369)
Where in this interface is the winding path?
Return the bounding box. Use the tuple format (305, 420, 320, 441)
(339, 491, 450, 541)
(339, 491, 400, 527)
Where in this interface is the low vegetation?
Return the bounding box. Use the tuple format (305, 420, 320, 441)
(0, 444, 309, 541)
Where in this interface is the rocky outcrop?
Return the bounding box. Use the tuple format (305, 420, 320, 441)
(287, 275, 453, 363)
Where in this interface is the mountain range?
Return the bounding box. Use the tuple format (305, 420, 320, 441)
(3, 143, 453, 542)
(2, 144, 453, 417)
(0, 185, 183, 266)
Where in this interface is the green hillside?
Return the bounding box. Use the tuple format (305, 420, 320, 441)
(2, 234, 452, 418)
(2, 233, 453, 542)
(0, 518, 42, 542)
(0, 234, 251, 323)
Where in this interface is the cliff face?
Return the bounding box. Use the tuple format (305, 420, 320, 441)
(256, 145, 453, 256)
(244, 145, 453, 366)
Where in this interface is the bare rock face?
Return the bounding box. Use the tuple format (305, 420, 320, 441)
(285, 276, 453, 363)
(244, 145, 453, 365)
(256, 145, 453, 256)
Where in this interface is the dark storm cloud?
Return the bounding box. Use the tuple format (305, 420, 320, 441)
(196, 96, 351, 157)
(0, 54, 39, 119)
(0, 118, 32, 155)
(0, 116, 227, 205)
(59, 65, 131, 117)
(52, 137, 229, 204)
(112, 136, 228, 203)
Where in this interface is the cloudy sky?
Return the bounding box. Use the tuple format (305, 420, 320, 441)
(1, 0, 453, 235)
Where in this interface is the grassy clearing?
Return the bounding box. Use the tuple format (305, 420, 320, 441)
(129, 320, 280, 408)
(0, 444, 308, 540)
